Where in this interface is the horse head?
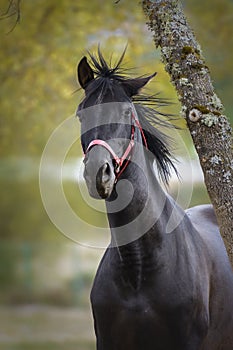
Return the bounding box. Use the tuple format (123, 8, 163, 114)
(77, 52, 155, 199)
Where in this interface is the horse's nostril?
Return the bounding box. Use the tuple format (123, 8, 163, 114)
(102, 163, 111, 183)
(95, 162, 114, 199)
(84, 160, 114, 199)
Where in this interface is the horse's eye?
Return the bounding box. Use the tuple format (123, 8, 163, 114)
(124, 108, 131, 118)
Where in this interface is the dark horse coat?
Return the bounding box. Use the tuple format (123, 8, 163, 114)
(77, 50, 233, 350)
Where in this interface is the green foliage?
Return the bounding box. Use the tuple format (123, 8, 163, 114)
(0, 0, 178, 246)
(0, 0, 178, 157)
(183, 0, 233, 117)
(0, 240, 95, 307)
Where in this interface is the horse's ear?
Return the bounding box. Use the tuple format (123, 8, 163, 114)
(121, 73, 157, 97)
(77, 56, 94, 89)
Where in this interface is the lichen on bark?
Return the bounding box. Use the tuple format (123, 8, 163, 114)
(142, 0, 233, 266)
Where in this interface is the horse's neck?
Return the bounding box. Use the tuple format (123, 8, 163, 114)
(106, 156, 187, 290)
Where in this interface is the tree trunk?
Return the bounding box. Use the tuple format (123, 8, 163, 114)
(142, 0, 233, 267)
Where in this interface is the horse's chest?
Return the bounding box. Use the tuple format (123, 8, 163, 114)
(91, 287, 164, 349)
(92, 282, 196, 350)
(91, 260, 208, 350)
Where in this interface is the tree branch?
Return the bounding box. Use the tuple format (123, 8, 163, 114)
(0, 0, 21, 33)
(142, 0, 233, 266)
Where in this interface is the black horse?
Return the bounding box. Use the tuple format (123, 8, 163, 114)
(76, 50, 233, 350)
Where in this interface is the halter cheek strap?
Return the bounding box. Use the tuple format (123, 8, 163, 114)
(84, 110, 147, 181)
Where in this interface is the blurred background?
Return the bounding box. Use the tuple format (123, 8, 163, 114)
(0, 0, 232, 349)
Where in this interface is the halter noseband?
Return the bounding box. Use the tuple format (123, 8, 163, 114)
(84, 110, 148, 181)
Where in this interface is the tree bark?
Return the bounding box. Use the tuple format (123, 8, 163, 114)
(142, 0, 233, 267)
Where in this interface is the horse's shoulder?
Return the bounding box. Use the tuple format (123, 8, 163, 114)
(185, 204, 223, 256)
(186, 204, 232, 272)
(185, 204, 218, 231)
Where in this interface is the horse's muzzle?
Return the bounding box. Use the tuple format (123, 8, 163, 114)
(84, 155, 115, 199)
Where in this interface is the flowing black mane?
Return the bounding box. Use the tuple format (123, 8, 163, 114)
(79, 49, 177, 183)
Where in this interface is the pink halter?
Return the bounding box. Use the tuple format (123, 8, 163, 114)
(84, 110, 148, 181)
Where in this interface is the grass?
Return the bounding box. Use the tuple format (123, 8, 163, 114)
(3, 342, 94, 350)
(0, 305, 95, 350)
